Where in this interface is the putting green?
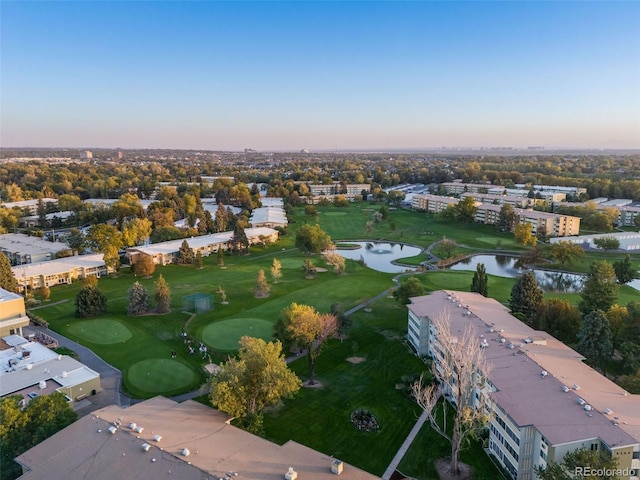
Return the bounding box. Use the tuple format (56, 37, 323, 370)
(127, 359, 196, 393)
(202, 318, 274, 351)
(476, 236, 515, 246)
(323, 212, 348, 216)
(68, 319, 132, 344)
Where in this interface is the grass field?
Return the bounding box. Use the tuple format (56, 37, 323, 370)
(31, 201, 640, 479)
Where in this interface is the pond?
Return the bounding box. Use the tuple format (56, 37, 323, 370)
(335, 241, 422, 273)
(449, 254, 587, 293)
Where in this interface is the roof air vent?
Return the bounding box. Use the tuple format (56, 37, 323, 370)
(135, 426, 143, 433)
(540, 370, 548, 377)
(153, 434, 162, 442)
(572, 384, 580, 391)
(577, 398, 586, 406)
(129, 423, 137, 430)
(604, 408, 613, 415)
(584, 405, 592, 411)
(182, 448, 190, 457)
(141, 443, 150, 452)
(108, 426, 117, 434)
(561, 385, 570, 392)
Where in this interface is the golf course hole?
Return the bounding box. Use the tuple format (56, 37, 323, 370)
(202, 318, 274, 351)
(68, 319, 132, 344)
(128, 359, 196, 393)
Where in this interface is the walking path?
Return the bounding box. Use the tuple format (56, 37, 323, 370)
(382, 409, 429, 480)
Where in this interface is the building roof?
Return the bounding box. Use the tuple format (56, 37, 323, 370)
(0, 287, 24, 304)
(11, 254, 106, 279)
(1, 198, 58, 209)
(249, 207, 287, 225)
(0, 233, 71, 256)
(408, 291, 640, 448)
(16, 396, 380, 480)
(0, 340, 99, 397)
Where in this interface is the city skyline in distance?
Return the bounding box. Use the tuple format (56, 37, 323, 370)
(2, 1, 639, 151)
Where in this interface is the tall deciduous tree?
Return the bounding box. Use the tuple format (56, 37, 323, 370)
(439, 237, 457, 258)
(550, 241, 585, 267)
(66, 228, 86, 255)
(295, 224, 332, 254)
(154, 274, 171, 313)
(0, 253, 18, 293)
(454, 196, 478, 223)
(122, 217, 152, 247)
(270, 258, 282, 283)
(1, 393, 77, 480)
(514, 222, 536, 246)
(411, 312, 490, 476)
(593, 236, 620, 251)
(533, 299, 581, 345)
(324, 250, 346, 275)
(209, 336, 301, 432)
(393, 277, 425, 304)
(127, 281, 150, 316)
(134, 255, 156, 278)
(577, 310, 613, 374)
(470, 263, 488, 296)
(509, 272, 543, 322)
(278, 303, 338, 385)
(579, 260, 618, 315)
(498, 204, 515, 230)
(253, 269, 270, 298)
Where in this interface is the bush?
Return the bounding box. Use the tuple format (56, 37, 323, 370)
(350, 408, 380, 432)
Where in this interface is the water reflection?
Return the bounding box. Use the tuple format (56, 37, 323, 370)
(449, 254, 586, 293)
(335, 241, 421, 273)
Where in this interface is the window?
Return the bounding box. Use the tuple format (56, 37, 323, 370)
(590, 444, 599, 451)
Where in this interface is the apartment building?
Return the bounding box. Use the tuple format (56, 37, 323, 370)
(461, 192, 532, 208)
(249, 206, 288, 228)
(1, 198, 59, 216)
(407, 291, 640, 480)
(306, 183, 370, 196)
(440, 182, 490, 195)
(0, 233, 73, 265)
(411, 194, 459, 213)
(0, 288, 30, 338)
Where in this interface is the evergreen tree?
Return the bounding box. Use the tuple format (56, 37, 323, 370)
(217, 246, 225, 267)
(577, 310, 613, 374)
(470, 263, 488, 296)
(177, 240, 195, 264)
(0, 252, 18, 293)
(613, 254, 639, 284)
(75, 286, 107, 318)
(509, 272, 543, 322)
(579, 260, 618, 315)
(230, 222, 249, 255)
(127, 281, 150, 316)
(154, 274, 171, 313)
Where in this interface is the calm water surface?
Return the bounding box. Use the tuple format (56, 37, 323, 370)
(336, 241, 421, 273)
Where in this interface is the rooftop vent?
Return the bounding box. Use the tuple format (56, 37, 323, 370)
(577, 398, 586, 406)
(540, 370, 548, 377)
(182, 448, 190, 457)
(108, 426, 117, 435)
(508, 344, 515, 349)
(523, 338, 533, 344)
(489, 328, 494, 333)
(480, 340, 489, 348)
(500, 338, 506, 344)
(584, 405, 592, 411)
(604, 408, 613, 415)
(573, 384, 580, 391)
(129, 423, 137, 430)
(141, 443, 150, 452)
(135, 426, 143, 434)
(153, 434, 162, 442)
(562, 385, 570, 393)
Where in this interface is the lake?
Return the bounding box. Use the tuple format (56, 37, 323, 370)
(335, 241, 422, 274)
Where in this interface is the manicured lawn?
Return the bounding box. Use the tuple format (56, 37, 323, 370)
(202, 317, 274, 351)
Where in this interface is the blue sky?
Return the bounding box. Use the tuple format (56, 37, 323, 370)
(2, 1, 639, 150)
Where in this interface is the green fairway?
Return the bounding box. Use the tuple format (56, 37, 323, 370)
(322, 211, 348, 216)
(67, 319, 132, 344)
(127, 359, 197, 393)
(202, 318, 274, 351)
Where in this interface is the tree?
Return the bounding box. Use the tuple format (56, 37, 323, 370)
(253, 269, 270, 298)
(1, 392, 77, 480)
(324, 250, 346, 275)
(579, 261, 618, 315)
(66, 228, 86, 255)
(577, 310, 613, 374)
(498, 204, 515, 230)
(514, 222, 536, 246)
(593, 236, 620, 251)
(279, 303, 338, 385)
(209, 336, 301, 432)
(304, 205, 318, 216)
(439, 237, 457, 258)
(122, 217, 152, 247)
(216, 285, 228, 304)
(533, 299, 581, 344)
(613, 254, 639, 284)
(154, 274, 171, 313)
(127, 281, 150, 316)
(470, 263, 488, 296)
(518, 244, 545, 266)
(411, 311, 490, 476)
(393, 277, 425, 304)
(230, 222, 249, 255)
(217, 246, 225, 267)
(509, 272, 543, 322)
(550, 241, 585, 267)
(302, 258, 316, 278)
(133, 255, 156, 278)
(215, 202, 227, 232)
(38, 285, 51, 302)
(295, 224, 332, 254)
(387, 190, 406, 207)
(536, 448, 618, 480)
(454, 196, 478, 223)
(85, 224, 124, 255)
(194, 250, 203, 269)
(270, 258, 282, 284)
(177, 240, 195, 264)
(75, 285, 107, 318)
(0, 253, 18, 293)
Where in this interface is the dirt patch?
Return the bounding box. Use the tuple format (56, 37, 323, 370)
(314, 267, 328, 273)
(435, 459, 474, 480)
(303, 380, 324, 388)
(204, 363, 221, 375)
(346, 356, 366, 364)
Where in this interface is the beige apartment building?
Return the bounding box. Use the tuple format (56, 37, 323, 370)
(0, 288, 30, 338)
(408, 291, 640, 480)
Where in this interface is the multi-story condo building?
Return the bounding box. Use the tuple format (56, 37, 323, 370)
(460, 192, 532, 208)
(0, 287, 30, 338)
(306, 183, 370, 196)
(1, 198, 59, 216)
(0, 233, 73, 265)
(407, 290, 640, 480)
(412, 194, 461, 213)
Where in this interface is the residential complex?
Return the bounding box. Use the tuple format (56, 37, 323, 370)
(1, 198, 59, 215)
(407, 290, 640, 480)
(0, 287, 30, 338)
(411, 194, 581, 237)
(0, 233, 73, 265)
(550, 231, 640, 251)
(15, 396, 380, 480)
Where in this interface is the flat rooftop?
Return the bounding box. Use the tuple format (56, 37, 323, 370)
(0, 233, 71, 255)
(17, 396, 380, 480)
(408, 291, 640, 448)
(11, 253, 106, 279)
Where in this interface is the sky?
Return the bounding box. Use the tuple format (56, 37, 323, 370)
(1, 1, 639, 151)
